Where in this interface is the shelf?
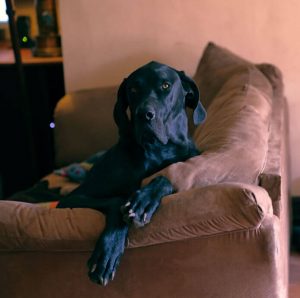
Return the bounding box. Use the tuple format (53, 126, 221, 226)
(0, 47, 63, 65)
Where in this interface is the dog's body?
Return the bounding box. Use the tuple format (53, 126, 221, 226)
(57, 61, 206, 285)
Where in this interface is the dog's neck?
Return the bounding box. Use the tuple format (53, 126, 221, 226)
(139, 138, 199, 176)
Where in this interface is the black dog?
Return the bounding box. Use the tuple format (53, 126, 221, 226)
(57, 61, 206, 285)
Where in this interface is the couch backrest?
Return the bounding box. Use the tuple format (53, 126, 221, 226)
(54, 86, 119, 167)
(193, 43, 287, 215)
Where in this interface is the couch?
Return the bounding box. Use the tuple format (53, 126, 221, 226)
(0, 42, 290, 298)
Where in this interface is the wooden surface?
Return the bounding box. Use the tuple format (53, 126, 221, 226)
(0, 47, 63, 65)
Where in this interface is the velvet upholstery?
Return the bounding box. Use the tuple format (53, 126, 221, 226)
(0, 43, 289, 298)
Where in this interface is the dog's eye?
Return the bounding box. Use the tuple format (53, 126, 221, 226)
(162, 82, 171, 90)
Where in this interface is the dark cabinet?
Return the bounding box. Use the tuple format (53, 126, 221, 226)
(0, 51, 65, 197)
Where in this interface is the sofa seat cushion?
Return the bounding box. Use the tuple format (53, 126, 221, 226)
(0, 183, 272, 251)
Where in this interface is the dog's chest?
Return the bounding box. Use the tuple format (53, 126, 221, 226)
(142, 143, 192, 176)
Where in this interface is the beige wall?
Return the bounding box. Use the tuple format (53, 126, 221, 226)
(59, 0, 300, 195)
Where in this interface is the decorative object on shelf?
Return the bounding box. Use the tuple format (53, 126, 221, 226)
(34, 0, 61, 57)
(16, 15, 35, 48)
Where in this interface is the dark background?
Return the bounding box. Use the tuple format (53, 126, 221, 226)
(0, 61, 65, 197)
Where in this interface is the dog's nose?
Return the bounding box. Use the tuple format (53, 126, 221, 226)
(137, 108, 156, 121)
(145, 111, 155, 121)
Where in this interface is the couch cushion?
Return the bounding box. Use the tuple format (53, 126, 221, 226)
(143, 44, 273, 192)
(193, 42, 287, 216)
(193, 42, 252, 109)
(195, 65, 272, 151)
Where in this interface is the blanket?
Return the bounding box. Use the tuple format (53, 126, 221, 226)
(9, 151, 106, 207)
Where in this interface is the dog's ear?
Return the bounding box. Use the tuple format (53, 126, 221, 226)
(178, 71, 206, 125)
(113, 78, 131, 138)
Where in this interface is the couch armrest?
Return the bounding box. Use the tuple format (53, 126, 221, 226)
(0, 183, 272, 251)
(128, 182, 273, 248)
(54, 86, 119, 167)
(0, 203, 105, 251)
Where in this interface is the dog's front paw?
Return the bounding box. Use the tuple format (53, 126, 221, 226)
(121, 189, 160, 228)
(87, 228, 127, 286)
(121, 176, 173, 228)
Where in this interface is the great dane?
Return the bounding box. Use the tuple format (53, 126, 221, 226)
(57, 61, 206, 285)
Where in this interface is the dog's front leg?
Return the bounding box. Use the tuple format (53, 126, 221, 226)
(87, 211, 129, 286)
(121, 176, 173, 228)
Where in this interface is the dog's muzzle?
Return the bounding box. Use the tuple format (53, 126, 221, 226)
(134, 107, 168, 147)
(136, 105, 156, 122)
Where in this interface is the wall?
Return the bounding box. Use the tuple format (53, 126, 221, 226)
(59, 0, 300, 195)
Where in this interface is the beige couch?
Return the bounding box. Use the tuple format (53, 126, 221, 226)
(0, 43, 290, 298)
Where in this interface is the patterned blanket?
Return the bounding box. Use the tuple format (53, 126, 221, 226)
(10, 151, 106, 208)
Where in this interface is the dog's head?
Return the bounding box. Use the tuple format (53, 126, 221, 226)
(114, 61, 206, 148)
